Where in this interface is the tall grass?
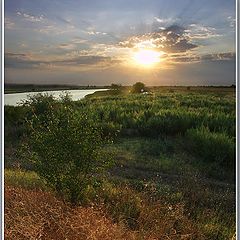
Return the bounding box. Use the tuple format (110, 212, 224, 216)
(186, 127, 235, 169)
(80, 92, 235, 137)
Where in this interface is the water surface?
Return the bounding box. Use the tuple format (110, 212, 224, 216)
(4, 89, 107, 106)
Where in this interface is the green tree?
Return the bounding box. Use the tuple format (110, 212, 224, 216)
(22, 94, 112, 204)
(110, 83, 122, 90)
(131, 82, 147, 93)
(110, 83, 123, 95)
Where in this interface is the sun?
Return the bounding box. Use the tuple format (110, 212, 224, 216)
(133, 49, 161, 67)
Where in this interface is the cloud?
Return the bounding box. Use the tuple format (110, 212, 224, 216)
(119, 25, 198, 53)
(56, 38, 88, 51)
(16, 11, 45, 23)
(56, 15, 91, 29)
(19, 43, 27, 48)
(201, 52, 235, 61)
(71, 38, 88, 44)
(185, 24, 221, 40)
(5, 17, 15, 29)
(15, 11, 76, 35)
(39, 25, 60, 34)
(58, 43, 76, 50)
(170, 52, 235, 63)
(227, 16, 235, 28)
(118, 22, 223, 55)
(5, 52, 120, 70)
(5, 53, 46, 69)
(152, 17, 180, 31)
(87, 31, 108, 35)
(154, 17, 176, 24)
(55, 56, 120, 66)
(170, 56, 200, 63)
(55, 16, 76, 29)
(39, 24, 75, 35)
(55, 16, 72, 25)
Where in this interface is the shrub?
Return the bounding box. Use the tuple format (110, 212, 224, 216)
(5, 105, 29, 144)
(21, 94, 113, 204)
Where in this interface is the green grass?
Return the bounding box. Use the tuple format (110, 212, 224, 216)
(5, 169, 48, 190)
(106, 136, 235, 182)
(4, 87, 236, 239)
(81, 91, 235, 138)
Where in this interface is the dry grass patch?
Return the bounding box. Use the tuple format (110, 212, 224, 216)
(5, 184, 203, 240)
(5, 186, 137, 240)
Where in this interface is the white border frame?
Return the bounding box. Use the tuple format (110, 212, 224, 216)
(1, 0, 4, 239)
(236, 0, 239, 239)
(0, 0, 238, 239)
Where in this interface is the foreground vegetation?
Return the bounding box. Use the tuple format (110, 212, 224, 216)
(5, 86, 236, 239)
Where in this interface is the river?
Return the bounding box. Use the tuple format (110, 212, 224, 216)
(4, 89, 107, 106)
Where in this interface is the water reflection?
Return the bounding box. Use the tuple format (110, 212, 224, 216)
(4, 89, 107, 106)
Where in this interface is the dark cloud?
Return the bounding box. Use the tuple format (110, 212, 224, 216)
(170, 52, 235, 63)
(165, 38, 197, 53)
(119, 25, 198, 53)
(5, 52, 120, 69)
(170, 55, 200, 63)
(5, 53, 46, 69)
(201, 52, 235, 61)
(55, 56, 120, 66)
(162, 25, 185, 34)
(6, 53, 27, 57)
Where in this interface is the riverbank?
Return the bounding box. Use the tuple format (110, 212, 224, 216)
(4, 84, 109, 94)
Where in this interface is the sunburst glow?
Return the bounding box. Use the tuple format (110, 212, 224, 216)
(133, 49, 162, 66)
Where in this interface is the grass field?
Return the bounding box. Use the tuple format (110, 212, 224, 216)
(4, 86, 236, 239)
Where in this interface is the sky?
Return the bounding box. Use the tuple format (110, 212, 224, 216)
(5, 0, 236, 86)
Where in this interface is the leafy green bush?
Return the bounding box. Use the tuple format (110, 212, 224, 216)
(5, 105, 29, 145)
(21, 94, 113, 204)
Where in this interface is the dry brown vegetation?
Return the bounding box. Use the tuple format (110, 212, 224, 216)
(5, 185, 137, 240)
(5, 185, 204, 240)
